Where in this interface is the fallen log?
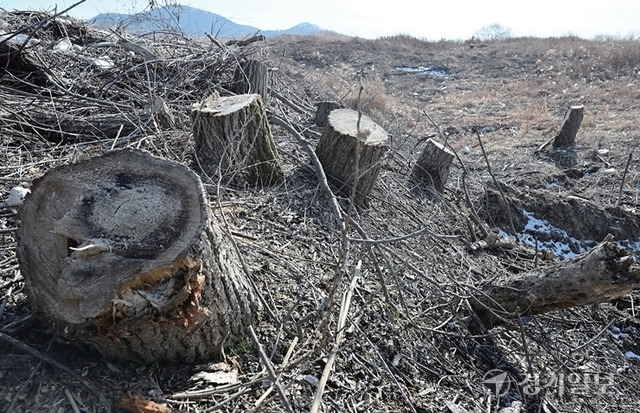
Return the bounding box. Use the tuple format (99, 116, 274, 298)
(192, 93, 283, 186)
(27, 109, 143, 142)
(473, 236, 640, 328)
(17, 149, 261, 363)
(315, 108, 388, 207)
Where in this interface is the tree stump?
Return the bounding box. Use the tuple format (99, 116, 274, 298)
(17, 149, 261, 363)
(314, 101, 343, 127)
(192, 93, 283, 186)
(230, 60, 268, 102)
(472, 237, 640, 328)
(315, 109, 388, 207)
(412, 138, 455, 193)
(553, 105, 584, 148)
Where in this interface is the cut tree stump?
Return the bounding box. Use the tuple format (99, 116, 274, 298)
(314, 101, 344, 127)
(230, 60, 268, 102)
(192, 93, 283, 186)
(17, 149, 262, 363)
(553, 105, 584, 148)
(315, 108, 389, 207)
(412, 138, 455, 193)
(472, 236, 640, 328)
(537, 105, 584, 152)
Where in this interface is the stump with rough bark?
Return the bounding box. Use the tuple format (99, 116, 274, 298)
(192, 93, 283, 186)
(230, 60, 268, 102)
(314, 101, 343, 127)
(412, 138, 455, 193)
(17, 149, 261, 363)
(553, 105, 584, 148)
(315, 109, 388, 207)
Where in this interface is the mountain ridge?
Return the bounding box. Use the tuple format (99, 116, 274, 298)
(87, 5, 325, 38)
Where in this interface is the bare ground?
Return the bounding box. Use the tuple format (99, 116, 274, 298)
(1, 10, 640, 413)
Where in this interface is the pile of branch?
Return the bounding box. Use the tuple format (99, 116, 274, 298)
(0, 8, 259, 145)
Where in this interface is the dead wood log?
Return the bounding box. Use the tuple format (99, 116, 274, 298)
(315, 108, 388, 207)
(314, 101, 343, 127)
(412, 138, 455, 193)
(473, 237, 640, 328)
(27, 110, 144, 142)
(230, 60, 268, 102)
(17, 149, 261, 363)
(192, 93, 283, 186)
(225, 34, 266, 47)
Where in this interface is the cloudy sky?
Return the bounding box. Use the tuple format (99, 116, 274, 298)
(2, 0, 639, 40)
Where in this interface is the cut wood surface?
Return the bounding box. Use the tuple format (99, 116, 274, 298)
(192, 93, 283, 186)
(315, 108, 388, 207)
(17, 149, 261, 363)
(473, 237, 640, 328)
(412, 138, 455, 192)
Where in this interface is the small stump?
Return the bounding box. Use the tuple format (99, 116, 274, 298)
(315, 109, 388, 207)
(230, 60, 268, 102)
(192, 93, 283, 186)
(553, 105, 584, 148)
(17, 149, 261, 363)
(412, 138, 455, 193)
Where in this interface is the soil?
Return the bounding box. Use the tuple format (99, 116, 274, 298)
(1, 11, 640, 413)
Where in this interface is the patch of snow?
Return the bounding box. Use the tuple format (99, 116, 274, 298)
(609, 326, 629, 340)
(395, 66, 448, 77)
(625, 351, 640, 361)
(519, 210, 588, 259)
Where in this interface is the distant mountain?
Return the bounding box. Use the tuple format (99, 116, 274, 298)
(88, 5, 325, 38)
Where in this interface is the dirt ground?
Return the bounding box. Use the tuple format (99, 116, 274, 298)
(1, 10, 640, 413)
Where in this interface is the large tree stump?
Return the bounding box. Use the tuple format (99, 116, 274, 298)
(17, 149, 261, 363)
(553, 105, 584, 148)
(472, 237, 640, 328)
(192, 93, 283, 186)
(230, 60, 268, 102)
(412, 138, 455, 193)
(315, 109, 389, 207)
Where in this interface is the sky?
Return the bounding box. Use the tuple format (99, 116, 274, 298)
(2, 0, 640, 40)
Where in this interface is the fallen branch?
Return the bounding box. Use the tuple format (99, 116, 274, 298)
(310, 262, 360, 413)
(473, 236, 640, 328)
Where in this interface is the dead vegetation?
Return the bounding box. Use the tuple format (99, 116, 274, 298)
(1, 9, 640, 413)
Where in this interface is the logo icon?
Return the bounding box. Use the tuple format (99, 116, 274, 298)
(483, 369, 511, 398)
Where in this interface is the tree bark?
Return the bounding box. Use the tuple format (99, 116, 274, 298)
(230, 60, 268, 102)
(192, 93, 283, 186)
(314, 101, 343, 127)
(553, 105, 584, 148)
(315, 109, 388, 208)
(412, 138, 455, 193)
(473, 237, 640, 328)
(17, 149, 261, 363)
